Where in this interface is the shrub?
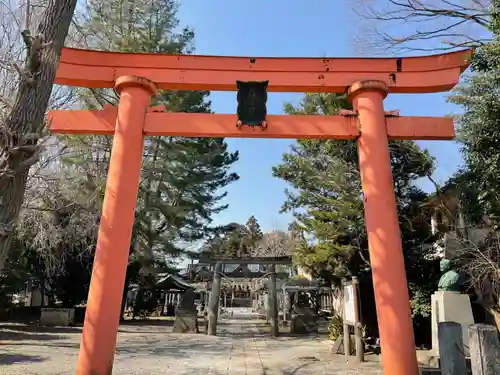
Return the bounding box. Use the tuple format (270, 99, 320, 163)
(327, 311, 343, 341)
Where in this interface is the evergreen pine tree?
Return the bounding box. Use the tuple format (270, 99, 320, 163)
(273, 93, 439, 317)
(61, 0, 239, 287)
(448, 0, 500, 226)
(243, 215, 263, 254)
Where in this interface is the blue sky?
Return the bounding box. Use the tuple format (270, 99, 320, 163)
(177, 0, 465, 232)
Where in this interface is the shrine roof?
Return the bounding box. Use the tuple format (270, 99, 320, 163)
(156, 273, 195, 291)
(196, 255, 293, 265)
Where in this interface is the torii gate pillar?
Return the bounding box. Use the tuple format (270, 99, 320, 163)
(76, 76, 156, 375)
(349, 80, 418, 375)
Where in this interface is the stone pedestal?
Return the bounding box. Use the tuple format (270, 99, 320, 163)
(431, 291, 474, 354)
(173, 290, 199, 334)
(172, 312, 199, 333)
(40, 308, 75, 326)
(290, 307, 318, 334)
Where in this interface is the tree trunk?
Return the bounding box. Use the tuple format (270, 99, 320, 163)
(487, 306, 500, 334)
(0, 0, 78, 272)
(40, 274, 46, 307)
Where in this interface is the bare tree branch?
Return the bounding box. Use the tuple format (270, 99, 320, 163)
(351, 0, 492, 54)
(251, 230, 299, 258)
(454, 231, 500, 329)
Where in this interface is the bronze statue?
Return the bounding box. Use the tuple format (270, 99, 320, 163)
(437, 259, 462, 292)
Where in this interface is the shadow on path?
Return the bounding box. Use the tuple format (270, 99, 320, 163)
(120, 319, 175, 327)
(117, 319, 175, 334)
(0, 323, 78, 342)
(1, 341, 80, 349)
(0, 323, 81, 334)
(0, 331, 66, 342)
(116, 337, 232, 360)
(1, 319, 175, 336)
(0, 353, 47, 365)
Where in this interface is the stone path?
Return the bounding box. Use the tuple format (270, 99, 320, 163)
(0, 310, 382, 374)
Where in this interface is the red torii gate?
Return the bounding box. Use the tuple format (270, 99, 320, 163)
(48, 47, 472, 375)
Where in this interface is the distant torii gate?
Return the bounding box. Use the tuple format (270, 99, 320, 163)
(48, 48, 472, 375)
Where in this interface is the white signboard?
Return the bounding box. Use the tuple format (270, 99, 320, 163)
(343, 284, 356, 324)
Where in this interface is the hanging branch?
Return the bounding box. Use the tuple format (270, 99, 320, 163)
(352, 0, 492, 53)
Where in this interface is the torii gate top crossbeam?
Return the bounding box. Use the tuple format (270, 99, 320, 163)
(55, 48, 472, 93)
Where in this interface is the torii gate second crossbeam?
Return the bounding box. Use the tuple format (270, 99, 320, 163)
(48, 47, 471, 375)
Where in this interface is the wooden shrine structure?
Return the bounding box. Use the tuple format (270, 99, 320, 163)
(187, 253, 293, 310)
(192, 254, 294, 337)
(48, 47, 472, 375)
(156, 273, 194, 316)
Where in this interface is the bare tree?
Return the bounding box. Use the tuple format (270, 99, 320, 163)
(456, 233, 500, 330)
(17, 134, 102, 277)
(251, 230, 299, 258)
(352, 0, 492, 54)
(0, 0, 78, 272)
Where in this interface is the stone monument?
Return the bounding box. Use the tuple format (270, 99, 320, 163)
(290, 292, 318, 334)
(172, 289, 199, 334)
(431, 259, 474, 354)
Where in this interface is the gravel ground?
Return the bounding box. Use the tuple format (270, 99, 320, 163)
(0, 310, 382, 375)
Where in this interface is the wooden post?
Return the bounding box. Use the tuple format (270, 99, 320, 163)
(205, 290, 210, 313)
(355, 323, 365, 362)
(269, 264, 279, 337)
(469, 324, 500, 375)
(204, 311, 209, 335)
(207, 262, 222, 336)
(344, 323, 351, 357)
(163, 293, 168, 314)
(352, 277, 364, 362)
(280, 289, 286, 326)
(343, 277, 352, 357)
(438, 322, 467, 375)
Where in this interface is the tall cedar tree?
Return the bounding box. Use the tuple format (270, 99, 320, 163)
(203, 216, 264, 259)
(62, 0, 238, 296)
(243, 215, 263, 252)
(273, 93, 440, 317)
